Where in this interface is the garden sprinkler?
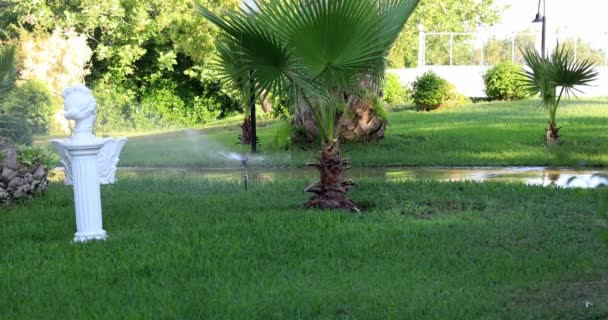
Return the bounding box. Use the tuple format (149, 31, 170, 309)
(241, 154, 249, 191)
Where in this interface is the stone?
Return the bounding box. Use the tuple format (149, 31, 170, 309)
(32, 165, 46, 180)
(2, 167, 17, 182)
(2, 147, 19, 169)
(7, 176, 24, 189)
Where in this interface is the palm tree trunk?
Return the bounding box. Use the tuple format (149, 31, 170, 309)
(238, 116, 256, 145)
(304, 141, 359, 212)
(546, 121, 560, 144)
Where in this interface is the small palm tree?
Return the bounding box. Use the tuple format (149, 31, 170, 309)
(521, 43, 598, 144)
(198, 0, 419, 211)
(0, 45, 16, 96)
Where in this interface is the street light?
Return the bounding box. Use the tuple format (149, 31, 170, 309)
(242, 0, 258, 153)
(532, 0, 546, 58)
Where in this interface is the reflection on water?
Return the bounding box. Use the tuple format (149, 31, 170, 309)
(51, 166, 608, 189)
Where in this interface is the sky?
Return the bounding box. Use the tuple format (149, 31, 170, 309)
(491, 0, 608, 48)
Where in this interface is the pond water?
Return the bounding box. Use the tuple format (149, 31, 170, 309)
(52, 166, 608, 189)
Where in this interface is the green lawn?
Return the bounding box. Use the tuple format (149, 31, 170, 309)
(1, 178, 607, 318)
(57, 98, 608, 168)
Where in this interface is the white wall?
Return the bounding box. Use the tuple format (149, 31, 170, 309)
(388, 66, 608, 98)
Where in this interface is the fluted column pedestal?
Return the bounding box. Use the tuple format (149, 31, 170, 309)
(63, 140, 107, 242)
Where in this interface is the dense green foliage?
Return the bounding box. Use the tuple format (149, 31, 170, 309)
(0, 45, 16, 94)
(0, 114, 32, 145)
(1, 178, 607, 318)
(14, 145, 58, 170)
(1, 0, 241, 130)
(53, 99, 608, 168)
(483, 62, 528, 101)
(383, 73, 409, 104)
(1, 80, 54, 134)
(411, 71, 453, 111)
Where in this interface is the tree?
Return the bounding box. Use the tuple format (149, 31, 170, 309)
(0, 45, 15, 95)
(199, 0, 420, 211)
(521, 43, 598, 144)
(388, 0, 503, 68)
(561, 37, 605, 67)
(1, 0, 241, 129)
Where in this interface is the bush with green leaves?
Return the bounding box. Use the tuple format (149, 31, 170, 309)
(0, 114, 32, 146)
(483, 62, 528, 100)
(411, 71, 455, 111)
(16, 145, 58, 170)
(383, 73, 409, 104)
(1, 80, 54, 135)
(0, 45, 16, 95)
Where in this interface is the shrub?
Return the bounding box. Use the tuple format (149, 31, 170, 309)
(483, 62, 528, 101)
(0, 45, 16, 94)
(372, 96, 388, 121)
(1, 80, 54, 135)
(0, 114, 33, 145)
(272, 119, 292, 150)
(411, 71, 455, 111)
(93, 80, 137, 132)
(139, 88, 185, 128)
(383, 73, 409, 104)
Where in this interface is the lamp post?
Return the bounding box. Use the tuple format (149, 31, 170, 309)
(533, 0, 546, 58)
(249, 69, 256, 154)
(242, 0, 257, 154)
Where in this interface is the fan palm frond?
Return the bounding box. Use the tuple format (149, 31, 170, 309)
(197, 0, 420, 143)
(521, 42, 599, 141)
(549, 43, 598, 99)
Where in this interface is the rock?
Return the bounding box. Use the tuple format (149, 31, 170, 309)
(8, 177, 24, 189)
(2, 168, 17, 183)
(0, 147, 49, 205)
(1, 147, 19, 169)
(23, 173, 34, 184)
(0, 187, 7, 201)
(32, 165, 46, 180)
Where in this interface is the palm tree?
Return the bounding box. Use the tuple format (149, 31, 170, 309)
(521, 43, 598, 144)
(0, 45, 16, 96)
(197, 0, 420, 211)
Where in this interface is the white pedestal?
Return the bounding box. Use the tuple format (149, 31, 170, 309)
(62, 140, 107, 242)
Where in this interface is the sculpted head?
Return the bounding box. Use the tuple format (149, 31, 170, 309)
(62, 85, 96, 121)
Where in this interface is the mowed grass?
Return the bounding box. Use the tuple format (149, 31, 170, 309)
(81, 99, 608, 167)
(1, 178, 607, 318)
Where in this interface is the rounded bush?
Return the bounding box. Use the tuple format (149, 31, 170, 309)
(1, 80, 54, 135)
(411, 71, 453, 111)
(383, 73, 409, 104)
(0, 114, 32, 146)
(483, 62, 528, 101)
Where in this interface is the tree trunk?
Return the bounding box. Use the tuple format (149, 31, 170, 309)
(238, 116, 257, 146)
(304, 142, 359, 212)
(292, 93, 387, 144)
(338, 94, 387, 142)
(292, 103, 320, 144)
(546, 121, 561, 144)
